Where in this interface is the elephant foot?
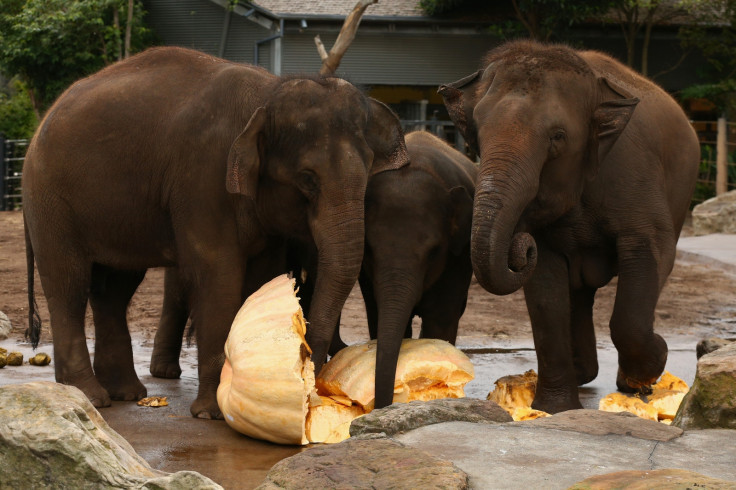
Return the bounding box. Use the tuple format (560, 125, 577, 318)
(98, 374, 148, 402)
(57, 369, 112, 408)
(190, 395, 224, 420)
(574, 363, 599, 386)
(531, 385, 583, 414)
(616, 368, 654, 395)
(150, 358, 183, 379)
(616, 333, 667, 394)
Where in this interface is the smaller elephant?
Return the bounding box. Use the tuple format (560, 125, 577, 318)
(357, 130, 477, 409)
(151, 131, 477, 413)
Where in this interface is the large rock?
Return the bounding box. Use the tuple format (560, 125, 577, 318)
(0, 310, 11, 340)
(692, 190, 736, 235)
(569, 468, 736, 489)
(257, 435, 468, 490)
(697, 337, 734, 359)
(520, 409, 683, 442)
(351, 397, 512, 437)
(0, 381, 222, 489)
(674, 342, 736, 429)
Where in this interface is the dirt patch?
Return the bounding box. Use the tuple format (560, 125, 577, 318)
(2, 210, 735, 352)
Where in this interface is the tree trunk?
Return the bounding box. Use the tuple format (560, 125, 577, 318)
(315, 0, 377, 75)
(124, 0, 134, 59)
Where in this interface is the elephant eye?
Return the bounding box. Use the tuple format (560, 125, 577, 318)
(296, 169, 320, 199)
(551, 129, 566, 142)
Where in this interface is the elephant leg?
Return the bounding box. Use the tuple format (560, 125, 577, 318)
(359, 270, 379, 340)
(188, 262, 244, 420)
(89, 265, 147, 401)
(524, 243, 583, 413)
(417, 257, 471, 344)
(150, 267, 188, 379)
(612, 233, 672, 393)
(570, 286, 598, 386)
(37, 252, 111, 407)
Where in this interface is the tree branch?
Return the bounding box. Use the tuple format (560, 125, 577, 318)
(314, 34, 329, 62)
(317, 0, 377, 75)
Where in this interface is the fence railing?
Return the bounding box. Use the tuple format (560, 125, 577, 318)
(1, 120, 731, 211)
(1, 137, 28, 211)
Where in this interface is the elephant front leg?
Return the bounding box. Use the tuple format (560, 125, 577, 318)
(611, 235, 671, 393)
(188, 265, 244, 420)
(524, 244, 583, 414)
(571, 287, 598, 386)
(150, 268, 189, 379)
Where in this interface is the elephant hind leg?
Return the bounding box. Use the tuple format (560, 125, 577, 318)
(36, 252, 112, 407)
(89, 265, 147, 401)
(150, 268, 188, 379)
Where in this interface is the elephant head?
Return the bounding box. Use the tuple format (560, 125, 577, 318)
(440, 41, 638, 295)
(226, 76, 409, 371)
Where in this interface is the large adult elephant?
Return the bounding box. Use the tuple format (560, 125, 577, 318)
(22, 46, 408, 419)
(439, 40, 699, 413)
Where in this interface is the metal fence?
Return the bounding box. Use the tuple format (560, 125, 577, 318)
(0, 120, 731, 211)
(1, 137, 28, 211)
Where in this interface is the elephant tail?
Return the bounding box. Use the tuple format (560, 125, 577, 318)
(24, 218, 42, 348)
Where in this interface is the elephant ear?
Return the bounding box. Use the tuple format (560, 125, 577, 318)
(590, 78, 639, 174)
(449, 186, 474, 256)
(226, 106, 267, 199)
(438, 69, 484, 155)
(366, 98, 410, 176)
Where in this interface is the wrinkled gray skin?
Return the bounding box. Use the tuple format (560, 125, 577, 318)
(440, 40, 699, 413)
(22, 47, 408, 419)
(150, 132, 476, 412)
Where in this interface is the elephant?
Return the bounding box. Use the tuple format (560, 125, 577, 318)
(22, 46, 408, 419)
(149, 131, 476, 411)
(358, 130, 476, 408)
(439, 40, 699, 414)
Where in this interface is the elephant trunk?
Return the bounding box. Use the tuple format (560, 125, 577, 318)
(373, 268, 423, 409)
(471, 140, 540, 296)
(308, 198, 365, 375)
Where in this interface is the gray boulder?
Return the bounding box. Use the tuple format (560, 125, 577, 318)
(257, 435, 468, 490)
(569, 468, 736, 489)
(0, 381, 222, 489)
(674, 342, 736, 429)
(351, 397, 512, 437)
(692, 190, 736, 235)
(0, 310, 11, 340)
(697, 337, 734, 359)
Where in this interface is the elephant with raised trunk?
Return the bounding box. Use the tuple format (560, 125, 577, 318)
(440, 40, 699, 413)
(22, 46, 408, 419)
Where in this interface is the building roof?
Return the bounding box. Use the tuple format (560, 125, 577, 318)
(250, 0, 426, 19)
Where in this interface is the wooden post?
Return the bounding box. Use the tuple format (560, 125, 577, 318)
(716, 114, 728, 195)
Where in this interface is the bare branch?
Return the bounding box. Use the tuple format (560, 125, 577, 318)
(317, 0, 377, 75)
(314, 34, 329, 62)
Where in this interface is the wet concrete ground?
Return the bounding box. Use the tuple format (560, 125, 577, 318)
(3, 234, 735, 488)
(0, 333, 703, 489)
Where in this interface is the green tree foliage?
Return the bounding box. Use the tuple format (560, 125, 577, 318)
(678, 0, 736, 116)
(0, 78, 36, 139)
(0, 0, 152, 115)
(419, 0, 611, 41)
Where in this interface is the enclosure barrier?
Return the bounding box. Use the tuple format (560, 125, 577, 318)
(0, 120, 730, 210)
(1, 137, 28, 211)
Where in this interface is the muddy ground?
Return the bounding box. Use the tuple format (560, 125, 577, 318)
(2, 210, 735, 356)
